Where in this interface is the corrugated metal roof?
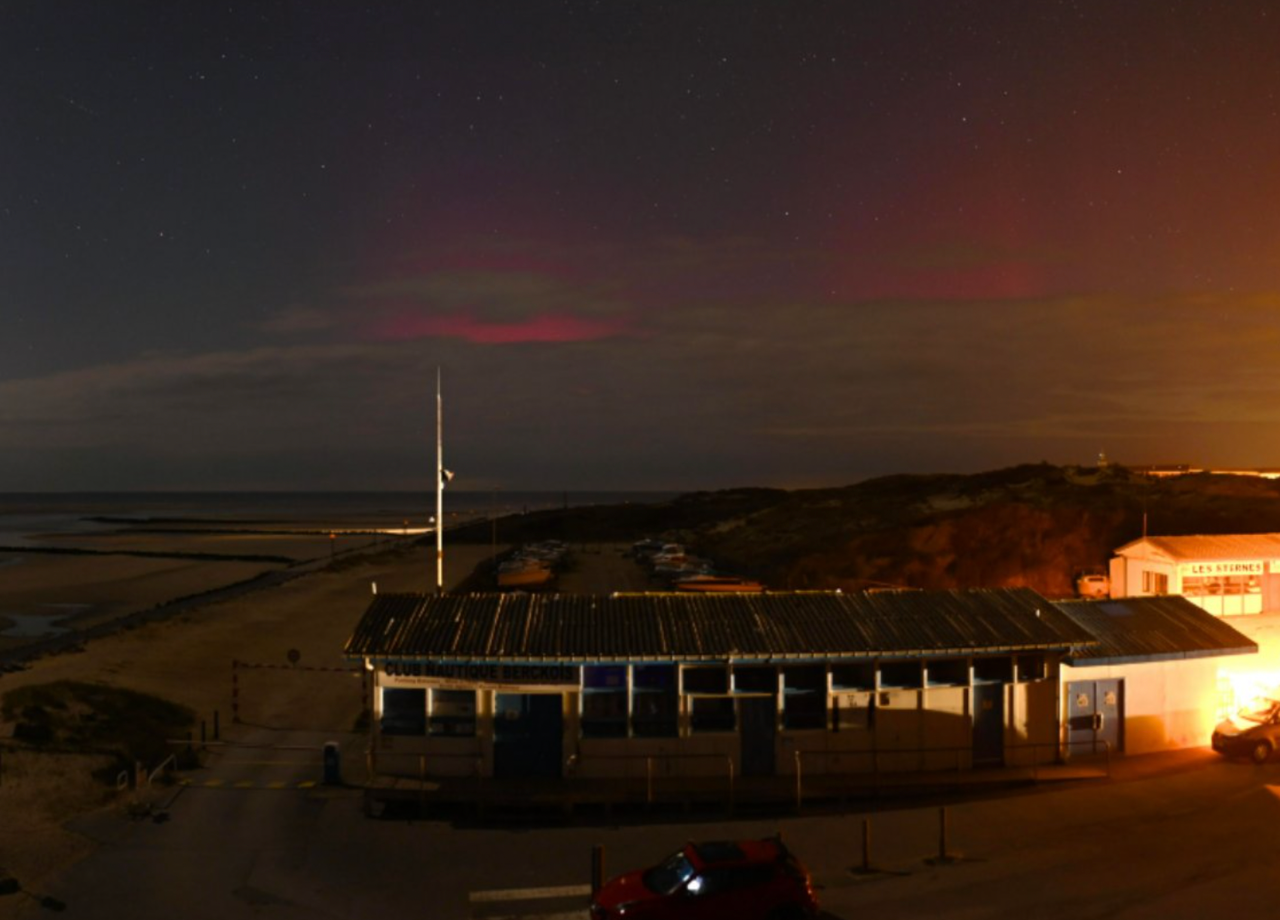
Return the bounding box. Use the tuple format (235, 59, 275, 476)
(344, 588, 1096, 664)
(1115, 534, 1280, 562)
(1055, 595, 1258, 665)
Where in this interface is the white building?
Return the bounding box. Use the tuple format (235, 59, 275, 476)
(1109, 534, 1280, 616)
(344, 589, 1254, 804)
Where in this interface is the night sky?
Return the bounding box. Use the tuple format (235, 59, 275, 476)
(6, 2, 1280, 492)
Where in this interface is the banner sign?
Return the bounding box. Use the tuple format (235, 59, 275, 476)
(1180, 561, 1264, 577)
(382, 660, 580, 688)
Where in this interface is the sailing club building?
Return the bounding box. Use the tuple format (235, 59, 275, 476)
(344, 588, 1255, 785)
(1109, 534, 1280, 616)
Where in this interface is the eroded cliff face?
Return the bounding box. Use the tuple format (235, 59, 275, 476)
(457, 464, 1280, 596)
(691, 465, 1280, 596)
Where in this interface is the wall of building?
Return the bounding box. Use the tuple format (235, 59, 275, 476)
(372, 665, 1065, 780)
(1062, 657, 1220, 754)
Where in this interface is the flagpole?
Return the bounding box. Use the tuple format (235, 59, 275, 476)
(436, 367, 444, 596)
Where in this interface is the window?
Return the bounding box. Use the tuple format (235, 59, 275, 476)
(782, 665, 826, 730)
(582, 666, 628, 737)
(381, 687, 426, 736)
(926, 658, 968, 687)
(831, 662, 875, 690)
(691, 697, 736, 733)
(683, 666, 728, 694)
(879, 660, 922, 689)
(733, 666, 777, 694)
(1143, 571, 1169, 595)
(633, 665, 678, 737)
(1016, 655, 1046, 682)
(973, 657, 1012, 684)
(428, 689, 476, 736)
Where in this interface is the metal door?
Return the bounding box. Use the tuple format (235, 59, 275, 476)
(972, 683, 1005, 766)
(1067, 679, 1123, 756)
(494, 693, 563, 778)
(739, 696, 777, 777)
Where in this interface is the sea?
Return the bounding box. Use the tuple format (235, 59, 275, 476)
(0, 490, 680, 546)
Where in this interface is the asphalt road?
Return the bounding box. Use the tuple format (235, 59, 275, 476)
(24, 749, 1280, 919)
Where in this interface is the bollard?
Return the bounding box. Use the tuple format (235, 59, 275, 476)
(214, 709, 220, 741)
(591, 844, 606, 893)
(232, 661, 240, 723)
(323, 741, 341, 785)
(939, 806, 948, 860)
(862, 818, 872, 873)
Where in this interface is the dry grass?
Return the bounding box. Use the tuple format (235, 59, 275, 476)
(0, 748, 115, 894)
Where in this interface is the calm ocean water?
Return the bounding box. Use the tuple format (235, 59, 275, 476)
(0, 491, 679, 544)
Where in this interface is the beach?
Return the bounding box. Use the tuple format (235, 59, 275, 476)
(0, 504, 499, 900)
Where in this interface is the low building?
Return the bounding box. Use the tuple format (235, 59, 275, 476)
(1056, 595, 1257, 755)
(1109, 534, 1280, 616)
(344, 588, 1255, 786)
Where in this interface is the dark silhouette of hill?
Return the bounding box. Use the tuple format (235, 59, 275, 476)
(448, 464, 1280, 598)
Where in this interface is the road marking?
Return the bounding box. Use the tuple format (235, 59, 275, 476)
(470, 885, 592, 903)
(221, 760, 316, 766)
(175, 777, 319, 790)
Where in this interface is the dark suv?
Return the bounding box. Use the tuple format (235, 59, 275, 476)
(590, 836, 819, 920)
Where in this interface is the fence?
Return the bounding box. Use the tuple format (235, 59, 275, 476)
(793, 739, 1112, 811)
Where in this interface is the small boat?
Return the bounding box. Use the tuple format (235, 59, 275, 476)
(497, 560, 554, 588)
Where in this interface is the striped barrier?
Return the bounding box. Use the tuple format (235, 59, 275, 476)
(231, 658, 367, 724)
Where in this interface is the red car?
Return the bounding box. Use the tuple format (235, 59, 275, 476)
(590, 836, 819, 920)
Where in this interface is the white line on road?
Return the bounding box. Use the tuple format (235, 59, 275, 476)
(469, 884, 592, 902)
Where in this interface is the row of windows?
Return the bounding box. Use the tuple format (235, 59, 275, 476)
(1181, 574, 1260, 597)
(381, 654, 1047, 738)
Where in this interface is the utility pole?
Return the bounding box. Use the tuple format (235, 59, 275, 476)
(436, 368, 445, 596)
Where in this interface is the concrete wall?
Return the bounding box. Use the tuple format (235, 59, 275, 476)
(1062, 657, 1220, 754)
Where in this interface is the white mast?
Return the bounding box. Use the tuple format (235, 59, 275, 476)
(435, 367, 444, 595)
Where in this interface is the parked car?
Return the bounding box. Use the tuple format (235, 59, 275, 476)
(1212, 693, 1280, 763)
(1075, 571, 1110, 599)
(590, 836, 819, 920)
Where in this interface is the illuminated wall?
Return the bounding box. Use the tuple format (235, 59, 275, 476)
(1061, 657, 1223, 754)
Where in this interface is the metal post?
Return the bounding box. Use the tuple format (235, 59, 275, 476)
(436, 368, 445, 596)
(231, 660, 240, 723)
(862, 818, 872, 872)
(794, 750, 803, 813)
(726, 756, 735, 816)
(213, 709, 220, 741)
(938, 806, 949, 861)
(591, 844, 606, 894)
(646, 756, 654, 808)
